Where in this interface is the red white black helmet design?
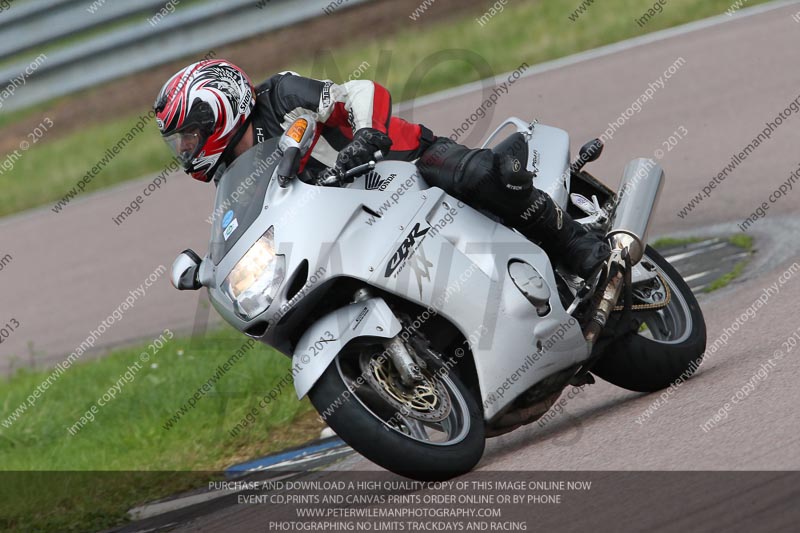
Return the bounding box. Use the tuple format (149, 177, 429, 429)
(154, 59, 256, 182)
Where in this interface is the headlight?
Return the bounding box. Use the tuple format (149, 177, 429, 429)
(222, 227, 285, 320)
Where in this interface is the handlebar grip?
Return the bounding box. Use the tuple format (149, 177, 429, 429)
(317, 160, 377, 186)
(343, 161, 375, 180)
(316, 168, 342, 186)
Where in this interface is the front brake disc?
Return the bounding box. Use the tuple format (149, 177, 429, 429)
(359, 351, 451, 423)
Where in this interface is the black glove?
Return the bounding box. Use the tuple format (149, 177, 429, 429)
(335, 128, 393, 172)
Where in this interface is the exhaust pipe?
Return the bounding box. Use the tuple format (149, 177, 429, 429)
(583, 159, 664, 347)
(606, 158, 664, 265)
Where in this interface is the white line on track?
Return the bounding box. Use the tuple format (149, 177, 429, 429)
(684, 270, 715, 283)
(665, 242, 729, 262)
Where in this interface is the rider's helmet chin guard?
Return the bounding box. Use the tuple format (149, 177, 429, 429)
(154, 59, 256, 183)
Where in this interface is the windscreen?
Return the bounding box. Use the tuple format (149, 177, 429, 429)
(210, 139, 281, 265)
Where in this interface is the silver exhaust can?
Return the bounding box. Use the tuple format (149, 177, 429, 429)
(606, 158, 664, 265)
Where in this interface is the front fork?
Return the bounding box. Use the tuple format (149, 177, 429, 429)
(353, 287, 424, 386)
(386, 336, 425, 385)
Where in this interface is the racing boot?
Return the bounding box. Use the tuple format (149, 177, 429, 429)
(497, 156, 610, 279)
(516, 189, 610, 279)
(417, 140, 609, 278)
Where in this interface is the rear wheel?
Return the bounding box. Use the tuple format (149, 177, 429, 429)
(308, 344, 485, 480)
(590, 246, 707, 392)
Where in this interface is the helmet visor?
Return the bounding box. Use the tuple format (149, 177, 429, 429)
(163, 126, 205, 165)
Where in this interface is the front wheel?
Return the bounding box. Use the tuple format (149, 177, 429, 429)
(308, 345, 485, 480)
(590, 245, 707, 392)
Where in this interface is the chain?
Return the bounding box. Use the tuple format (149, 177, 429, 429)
(613, 272, 672, 312)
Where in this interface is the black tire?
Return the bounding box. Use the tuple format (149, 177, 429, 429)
(590, 246, 707, 393)
(309, 349, 485, 481)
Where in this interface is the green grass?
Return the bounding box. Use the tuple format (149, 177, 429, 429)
(0, 0, 772, 217)
(652, 234, 754, 253)
(704, 234, 754, 292)
(728, 233, 754, 251)
(650, 236, 706, 250)
(0, 100, 54, 130)
(287, 0, 773, 102)
(651, 234, 754, 292)
(0, 113, 175, 216)
(0, 327, 321, 531)
(705, 259, 747, 292)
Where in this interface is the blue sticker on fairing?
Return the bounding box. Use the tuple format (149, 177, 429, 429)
(222, 210, 234, 228)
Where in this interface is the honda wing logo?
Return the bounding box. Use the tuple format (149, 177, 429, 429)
(365, 171, 382, 190)
(366, 172, 397, 191)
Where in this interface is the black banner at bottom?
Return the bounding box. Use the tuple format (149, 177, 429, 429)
(2, 471, 799, 532)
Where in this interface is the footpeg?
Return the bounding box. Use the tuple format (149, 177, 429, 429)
(571, 193, 608, 227)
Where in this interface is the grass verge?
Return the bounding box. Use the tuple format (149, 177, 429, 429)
(0, 327, 323, 531)
(650, 236, 706, 249)
(704, 234, 754, 292)
(651, 234, 754, 293)
(0, 0, 773, 217)
(2, 113, 176, 216)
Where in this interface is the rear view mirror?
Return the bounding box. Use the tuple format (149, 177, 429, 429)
(571, 138, 604, 173)
(170, 249, 203, 291)
(278, 115, 317, 186)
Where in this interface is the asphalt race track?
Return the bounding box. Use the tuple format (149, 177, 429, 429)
(159, 4, 800, 530)
(2, 2, 800, 530)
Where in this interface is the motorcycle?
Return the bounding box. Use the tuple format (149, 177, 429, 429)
(171, 115, 706, 480)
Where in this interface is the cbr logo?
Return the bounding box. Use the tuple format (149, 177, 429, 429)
(385, 223, 430, 277)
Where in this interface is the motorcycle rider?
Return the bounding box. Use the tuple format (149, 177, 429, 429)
(154, 59, 609, 278)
